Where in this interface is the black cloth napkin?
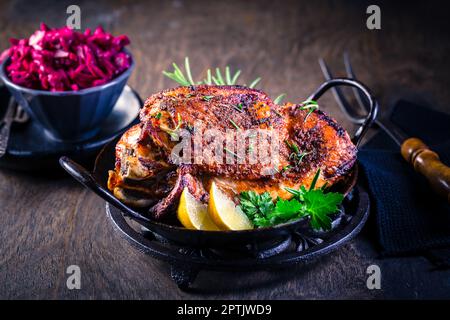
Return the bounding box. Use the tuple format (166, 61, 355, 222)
(358, 100, 450, 267)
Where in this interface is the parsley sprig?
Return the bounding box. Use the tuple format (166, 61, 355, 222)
(238, 169, 344, 231)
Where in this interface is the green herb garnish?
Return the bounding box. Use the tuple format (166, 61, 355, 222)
(285, 140, 300, 154)
(239, 191, 275, 227)
(299, 100, 319, 108)
(162, 57, 198, 86)
(229, 119, 241, 130)
(285, 140, 310, 165)
(213, 67, 225, 85)
(234, 103, 244, 112)
(274, 93, 286, 104)
(202, 95, 214, 101)
(299, 99, 319, 122)
(296, 151, 311, 164)
(163, 57, 261, 87)
(248, 77, 261, 88)
(154, 112, 162, 120)
(160, 113, 183, 140)
(238, 169, 344, 231)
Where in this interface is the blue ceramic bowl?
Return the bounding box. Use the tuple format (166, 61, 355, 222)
(0, 53, 134, 142)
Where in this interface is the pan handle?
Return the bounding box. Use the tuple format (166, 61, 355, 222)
(59, 156, 152, 224)
(307, 78, 378, 147)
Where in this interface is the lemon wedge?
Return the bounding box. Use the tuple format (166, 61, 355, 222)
(208, 182, 253, 230)
(177, 188, 219, 231)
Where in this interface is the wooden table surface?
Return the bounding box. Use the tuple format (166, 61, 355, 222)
(1, 0, 450, 299)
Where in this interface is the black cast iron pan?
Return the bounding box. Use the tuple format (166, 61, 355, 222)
(60, 78, 378, 247)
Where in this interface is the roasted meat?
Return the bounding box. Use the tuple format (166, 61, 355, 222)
(107, 124, 175, 207)
(108, 85, 357, 219)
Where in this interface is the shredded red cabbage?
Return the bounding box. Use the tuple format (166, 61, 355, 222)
(0, 23, 131, 91)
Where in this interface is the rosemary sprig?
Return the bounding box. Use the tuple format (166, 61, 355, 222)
(162, 57, 197, 86)
(225, 66, 232, 84)
(296, 151, 311, 163)
(285, 140, 310, 165)
(285, 140, 300, 154)
(288, 150, 311, 164)
(229, 119, 241, 130)
(163, 57, 261, 87)
(299, 99, 319, 122)
(204, 69, 213, 85)
(248, 77, 261, 88)
(212, 67, 225, 85)
(300, 100, 319, 108)
(234, 102, 244, 112)
(231, 68, 241, 84)
(184, 57, 195, 85)
(274, 93, 286, 104)
(202, 95, 214, 101)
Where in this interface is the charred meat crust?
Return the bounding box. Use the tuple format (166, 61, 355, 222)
(140, 85, 283, 130)
(139, 85, 288, 180)
(283, 104, 357, 185)
(316, 109, 346, 137)
(109, 85, 357, 219)
(149, 168, 208, 219)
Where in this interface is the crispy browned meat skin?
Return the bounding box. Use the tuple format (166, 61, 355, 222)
(107, 124, 176, 208)
(140, 85, 356, 186)
(149, 168, 208, 219)
(108, 85, 357, 218)
(140, 85, 289, 180)
(111, 123, 173, 181)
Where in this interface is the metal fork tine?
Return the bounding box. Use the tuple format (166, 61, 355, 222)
(343, 52, 370, 113)
(318, 58, 365, 124)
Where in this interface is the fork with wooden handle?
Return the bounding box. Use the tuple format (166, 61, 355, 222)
(401, 138, 450, 203)
(319, 54, 450, 203)
(374, 114, 450, 203)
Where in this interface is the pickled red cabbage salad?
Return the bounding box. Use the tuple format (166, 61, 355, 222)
(0, 24, 131, 91)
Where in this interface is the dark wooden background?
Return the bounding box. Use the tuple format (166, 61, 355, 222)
(1, 0, 450, 299)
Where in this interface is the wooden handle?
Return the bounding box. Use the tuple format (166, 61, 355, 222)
(401, 138, 450, 203)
